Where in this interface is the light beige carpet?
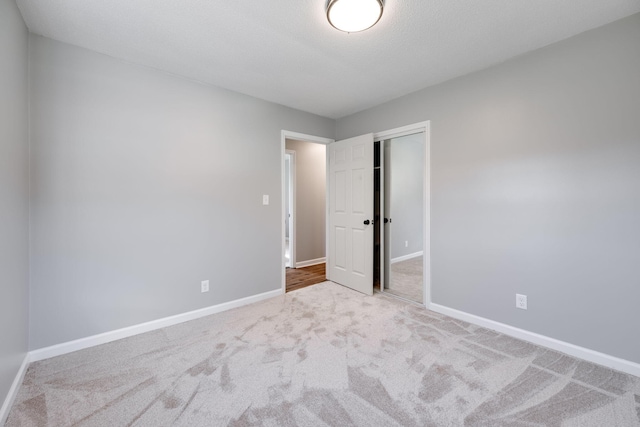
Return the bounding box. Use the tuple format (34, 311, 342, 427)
(387, 256, 423, 303)
(6, 282, 640, 426)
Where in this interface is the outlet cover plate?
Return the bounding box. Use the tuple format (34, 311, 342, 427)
(516, 294, 527, 310)
(201, 280, 210, 293)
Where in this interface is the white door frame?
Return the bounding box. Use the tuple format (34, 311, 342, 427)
(281, 131, 334, 293)
(374, 121, 431, 307)
(285, 150, 296, 269)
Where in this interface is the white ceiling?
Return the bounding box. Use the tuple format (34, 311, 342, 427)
(16, 0, 640, 119)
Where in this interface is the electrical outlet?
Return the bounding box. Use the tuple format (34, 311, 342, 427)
(516, 294, 527, 310)
(262, 195, 269, 205)
(405, 241, 409, 247)
(201, 280, 210, 293)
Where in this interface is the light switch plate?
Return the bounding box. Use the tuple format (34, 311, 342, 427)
(263, 195, 269, 205)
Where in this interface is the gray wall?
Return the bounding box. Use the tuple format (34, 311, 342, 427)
(337, 13, 640, 364)
(0, 0, 30, 412)
(285, 139, 326, 264)
(387, 133, 424, 260)
(29, 36, 334, 349)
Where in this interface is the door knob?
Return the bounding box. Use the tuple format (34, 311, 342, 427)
(364, 220, 370, 225)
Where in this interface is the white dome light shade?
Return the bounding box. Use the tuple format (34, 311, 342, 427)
(327, 0, 384, 33)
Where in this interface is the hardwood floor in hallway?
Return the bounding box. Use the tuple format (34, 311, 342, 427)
(286, 263, 326, 292)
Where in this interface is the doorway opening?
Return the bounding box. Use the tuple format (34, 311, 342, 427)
(373, 121, 431, 306)
(375, 132, 426, 304)
(285, 151, 295, 268)
(281, 131, 333, 293)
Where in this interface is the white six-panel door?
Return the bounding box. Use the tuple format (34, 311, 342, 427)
(328, 134, 374, 295)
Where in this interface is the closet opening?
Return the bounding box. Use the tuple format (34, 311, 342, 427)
(374, 130, 428, 304)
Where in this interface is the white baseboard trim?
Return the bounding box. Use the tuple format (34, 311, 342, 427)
(30, 288, 284, 363)
(428, 303, 640, 378)
(391, 251, 423, 264)
(295, 257, 326, 268)
(0, 354, 30, 425)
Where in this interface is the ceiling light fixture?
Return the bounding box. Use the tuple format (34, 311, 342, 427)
(326, 0, 384, 33)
